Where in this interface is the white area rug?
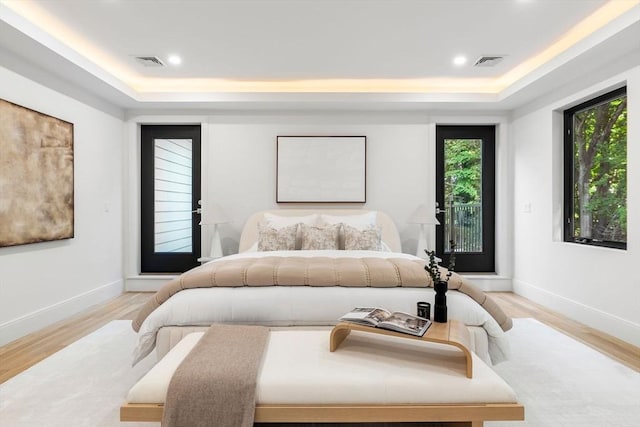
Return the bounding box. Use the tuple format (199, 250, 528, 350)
(0, 321, 158, 427)
(486, 318, 640, 427)
(0, 319, 638, 427)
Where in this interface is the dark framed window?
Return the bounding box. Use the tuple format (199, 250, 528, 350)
(436, 125, 495, 272)
(563, 87, 627, 250)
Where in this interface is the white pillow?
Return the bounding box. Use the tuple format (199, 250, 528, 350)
(319, 212, 377, 230)
(263, 213, 319, 229)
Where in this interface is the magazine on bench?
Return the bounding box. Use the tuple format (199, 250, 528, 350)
(339, 307, 431, 337)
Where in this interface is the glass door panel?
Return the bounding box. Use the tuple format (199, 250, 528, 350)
(444, 138, 483, 254)
(153, 138, 193, 253)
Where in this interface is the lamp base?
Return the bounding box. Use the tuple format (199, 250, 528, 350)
(416, 225, 428, 257)
(209, 225, 224, 258)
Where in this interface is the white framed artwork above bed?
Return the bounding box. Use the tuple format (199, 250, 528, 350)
(276, 136, 366, 203)
(130, 209, 512, 368)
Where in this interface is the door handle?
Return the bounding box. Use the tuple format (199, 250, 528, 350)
(192, 199, 202, 214)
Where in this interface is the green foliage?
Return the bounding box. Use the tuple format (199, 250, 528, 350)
(572, 95, 627, 242)
(424, 241, 457, 284)
(444, 139, 482, 204)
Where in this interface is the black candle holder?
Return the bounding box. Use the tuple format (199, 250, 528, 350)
(417, 301, 431, 320)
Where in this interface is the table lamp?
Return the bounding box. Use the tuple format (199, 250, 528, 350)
(199, 204, 230, 258)
(408, 204, 440, 257)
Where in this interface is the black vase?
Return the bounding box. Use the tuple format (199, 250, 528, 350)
(434, 280, 448, 323)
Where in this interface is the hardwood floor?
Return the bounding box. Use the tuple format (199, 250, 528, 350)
(491, 292, 640, 371)
(0, 291, 638, 385)
(0, 292, 150, 384)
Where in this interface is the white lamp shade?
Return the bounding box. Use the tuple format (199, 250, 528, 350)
(408, 204, 440, 225)
(200, 203, 231, 225)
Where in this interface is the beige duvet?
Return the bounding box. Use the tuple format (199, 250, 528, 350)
(133, 255, 512, 333)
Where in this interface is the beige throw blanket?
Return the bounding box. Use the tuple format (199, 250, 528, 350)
(133, 256, 512, 333)
(162, 324, 269, 427)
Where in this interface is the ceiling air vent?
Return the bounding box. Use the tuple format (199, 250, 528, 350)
(134, 56, 165, 67)
(473, 55, 505, 67)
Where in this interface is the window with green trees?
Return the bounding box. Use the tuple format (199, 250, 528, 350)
(563, 87, 627, 249)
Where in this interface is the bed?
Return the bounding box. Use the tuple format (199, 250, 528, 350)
(131, 209, 512, 366)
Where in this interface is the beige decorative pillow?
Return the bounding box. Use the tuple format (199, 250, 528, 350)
(299, 224, 341, 250)
(257, 224, 298, 251)
(343, 225, 382, 251)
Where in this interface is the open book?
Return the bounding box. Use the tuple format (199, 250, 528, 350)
(339, 307, 431, 337)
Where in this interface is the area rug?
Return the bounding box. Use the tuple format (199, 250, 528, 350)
(486, 318, 640, 427)
(0, 321, 157, 427)
(0, 319, 638, 427)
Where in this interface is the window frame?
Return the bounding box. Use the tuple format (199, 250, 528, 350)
(563, 86, 627, 250)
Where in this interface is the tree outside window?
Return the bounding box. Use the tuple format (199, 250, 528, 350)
(564, 87, 627, 249)
(444, 138, 483, 253)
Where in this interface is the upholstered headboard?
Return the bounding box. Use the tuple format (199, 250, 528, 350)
(238, 209, 402, 253)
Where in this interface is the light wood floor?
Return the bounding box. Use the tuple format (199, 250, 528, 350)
(0, 292, 638, 385)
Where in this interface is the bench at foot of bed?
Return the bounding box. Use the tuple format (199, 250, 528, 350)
(122, 329, 524, 425)
(121, 402, 523, 426)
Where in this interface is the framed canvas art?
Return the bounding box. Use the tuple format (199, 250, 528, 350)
(276, 136, 366, 203)
(0, 99, 74, 247)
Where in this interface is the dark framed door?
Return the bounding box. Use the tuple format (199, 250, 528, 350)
(141, 125, 201, 273)
(436, 125, 495, 272)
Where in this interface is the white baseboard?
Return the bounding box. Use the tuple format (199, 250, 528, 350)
(125, 275, 177, 292)
(513, 279, 640, 347)
(0, 280, 123, 346)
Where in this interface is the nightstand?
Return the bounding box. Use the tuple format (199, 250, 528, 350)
(197, 257, 219, 264)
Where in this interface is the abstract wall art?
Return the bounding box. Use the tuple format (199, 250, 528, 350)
(0, 99, 74, 247)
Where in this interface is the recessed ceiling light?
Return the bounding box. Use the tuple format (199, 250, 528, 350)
(453, 55, 467, 66)
(168, 55, 182, 65)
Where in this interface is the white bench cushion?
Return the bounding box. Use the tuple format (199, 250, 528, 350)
(128, 329, 516, 405)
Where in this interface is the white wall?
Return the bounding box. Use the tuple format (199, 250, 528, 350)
(207, 114, 431, 252)
(0, 65, 125, 345)
(124, 112, 512, 291)
(510, 65, 640, 346)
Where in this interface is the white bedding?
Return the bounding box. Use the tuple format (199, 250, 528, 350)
(133, 250, 510, 365)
